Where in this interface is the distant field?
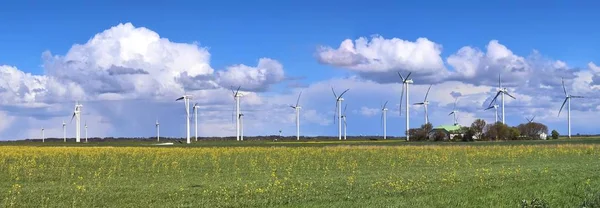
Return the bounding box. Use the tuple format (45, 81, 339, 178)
(1, 139, 600, 207)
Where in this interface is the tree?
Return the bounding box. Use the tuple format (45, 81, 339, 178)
(408, 123, 434, 141)
(509, 127, 521, 140)
(484, 122, 510, 140)
(517, 122, 549, 139)
(433, 131, 446, 141)
(461, 126, 475, 142)
(551, 130, 560, 140)
(471, 119, 486, 140)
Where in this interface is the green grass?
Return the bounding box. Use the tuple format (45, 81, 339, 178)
(1, 138, 600, 207)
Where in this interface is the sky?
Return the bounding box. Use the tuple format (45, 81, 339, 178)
(1, 0, 600, 140)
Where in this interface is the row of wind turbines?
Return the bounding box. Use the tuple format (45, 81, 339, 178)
(49, 74, 582, 143)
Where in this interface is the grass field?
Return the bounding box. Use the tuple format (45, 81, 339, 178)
(1, 138, 600, 207)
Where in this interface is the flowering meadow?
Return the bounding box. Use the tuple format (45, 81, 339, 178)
(1, 143, 599, 207)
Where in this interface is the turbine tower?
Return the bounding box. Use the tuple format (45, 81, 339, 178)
(489, 74, 516, 124)
(413, 84, 432, 125)
(70, 101, 83, 143)
(41, 127, 45, 143)
(485, 104, 499, 124)
(176, 95, 192, 144)
(340, 104, 348, 140)
(290, 91, 302, 141)
(62, 120, 66, 142)
(381, 101, 388, 140)
(448, 98, 459, 126)
(398, 72, 413, 141)
(231, 86, 244, 141)
(193, 103, 199, 141)
(558, 78, 583, 139)
(332, 88, 350, 141)
(239, 113, 245, 141)
(85, 121, 88, 143)
(156, 119, 160, 142)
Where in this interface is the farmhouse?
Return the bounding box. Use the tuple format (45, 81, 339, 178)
(428, 125, 463, 141)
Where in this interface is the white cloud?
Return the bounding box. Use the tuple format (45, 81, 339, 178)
(216, 58, 285, 92)
(359, 106, 379, 117)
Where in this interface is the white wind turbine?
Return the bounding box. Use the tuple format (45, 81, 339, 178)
(448, 98, 459, 126)
(413, 84, 432, 125)
(156, 119, 160, 142)
(289, 91, 302, 141)
(488, 74, 516, 124)
(485, 104, 500, 124)
(398, 72, 413, 141)
(558, 78, 584, 139)
(193, 103, 200, 141)
(381, 101, 388, 140)
(176, 95, 192, 144)
(332, 88, 349, 141)
(70, 101, 83, 143)
(41, 127, 45, 143)
(231, 86, 244, 141)
(62, 120, 66, 142)
(85, 121, 88, 143)
(340, 104, 348, 140)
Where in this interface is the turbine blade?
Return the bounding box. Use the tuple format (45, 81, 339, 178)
(504, 92, 516, 99)
(498, 74, 501, 89)
(397, 72, 404, 81)
(234, 86, 241, 97)
(176, 96, 184, 101)
(448, 111, 454, 116)
(489, 91, 502, 107)
(485, 106, 494, 110)
(562, 78, 567, 96)
(382, 100, 388, 109)
(413, 102, 424, 105)
(424, 84, 432, 102)
(70, 112, 76, 123)
(331, 87, 337, 99)
(296, 91, 302, 107)
(339, 89, 350, 98)
(453, 97, 458, 110)
(558, 98, 568, 117)
(571, 95, 584, 98)
(531, 115, 536, 122)
(290, 105, 296, 109)
(405, 72, 412, 80)
(333, 102, 338, 124)
(343, 104, 348, 115)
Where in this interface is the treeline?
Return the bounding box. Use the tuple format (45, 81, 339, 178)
(408, 119, 561, 142)
(17, 135, 401, 142)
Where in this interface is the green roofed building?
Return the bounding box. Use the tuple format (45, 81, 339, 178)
(428, 124, 463, 141)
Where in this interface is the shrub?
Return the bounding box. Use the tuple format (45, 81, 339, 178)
(551, 130, 560, 140)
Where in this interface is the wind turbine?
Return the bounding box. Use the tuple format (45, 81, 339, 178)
(558, 78, 583, 139)
(70, 101, 83, 143)
(156, 119, 160, 142)
(398, 72, 413, 141)
(485, 104, 499, 124)
(62, 120, 66, 142)
(413, 84, 432, 125)
(290, 91, 302, 141)
(332, 88, 349, 141)
(85, 121, 88, 143)
(41, 127, 45, 143)
(448, 98, 458, 126)
(526, 116, 536, 123)
(176, 95, 192, 144)
(381, 101, 388, 140)
(488, 74, 516, 124)
(340, 104, 348, 140)
(231, 86, 243, 141)
(193, 103, 200, 141)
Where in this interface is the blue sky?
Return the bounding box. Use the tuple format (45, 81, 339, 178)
(1, 0, 600, 139)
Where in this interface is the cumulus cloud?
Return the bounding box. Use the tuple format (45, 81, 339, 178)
(216, 58, 285, 92)
(316, 35, 449, 83)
